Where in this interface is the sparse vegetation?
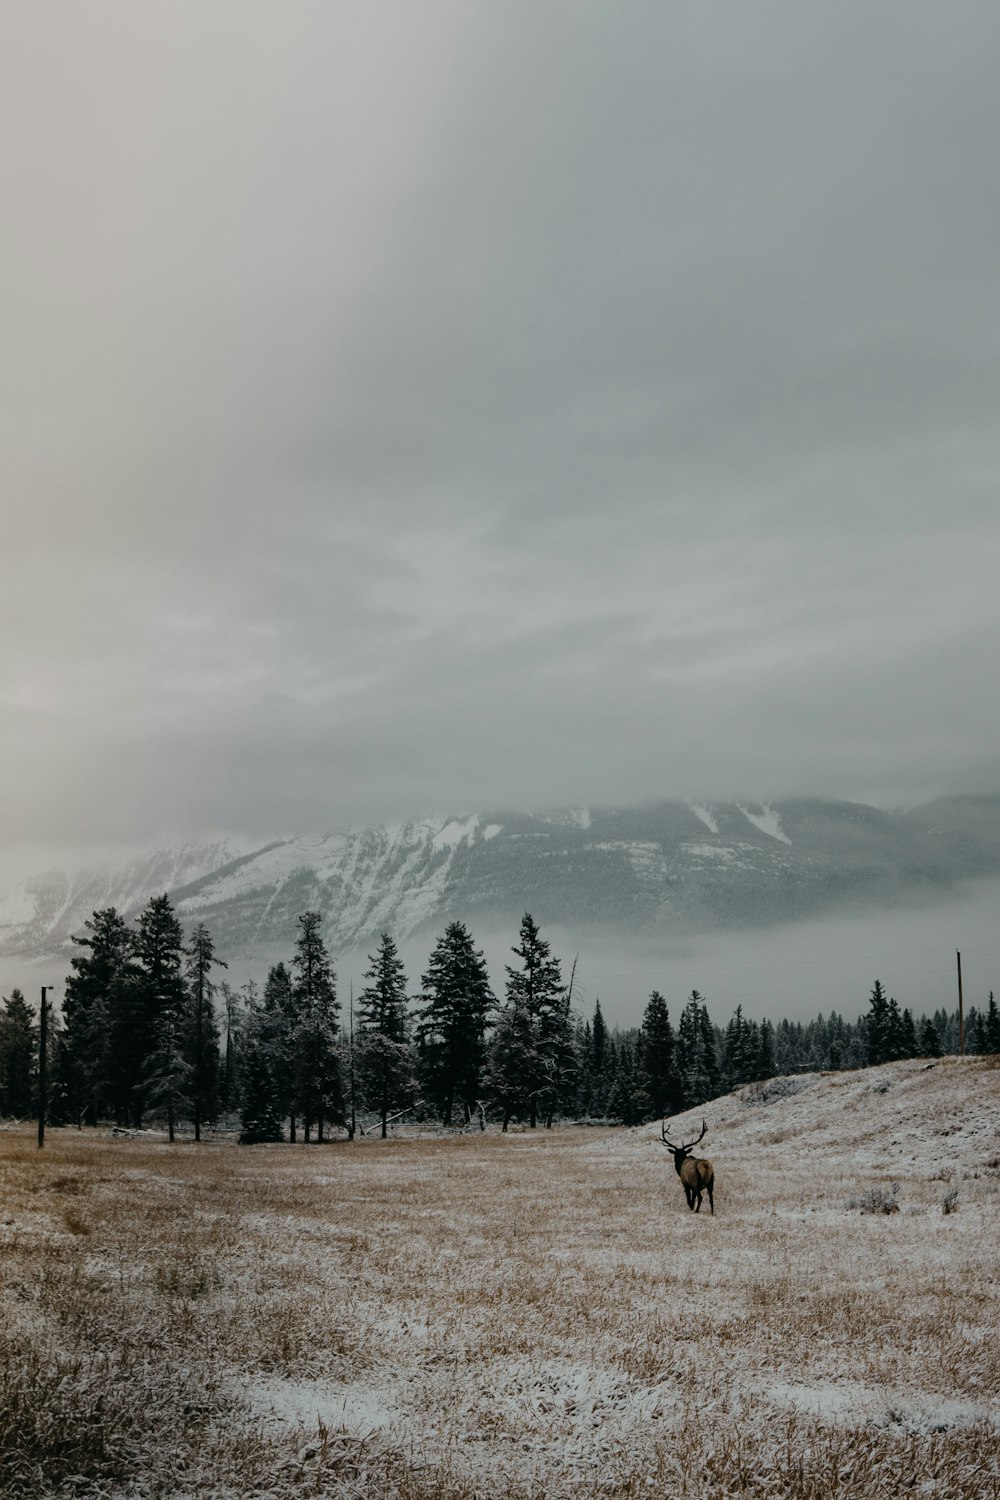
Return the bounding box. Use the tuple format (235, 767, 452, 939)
(849, 1181, 900, 1215)
(2, 1057, 999, 1499)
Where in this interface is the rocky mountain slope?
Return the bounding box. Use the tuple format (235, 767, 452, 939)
(2, 794, 999, 964)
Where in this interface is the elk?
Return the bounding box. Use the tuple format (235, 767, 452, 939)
(661, 1118, 715, 1214)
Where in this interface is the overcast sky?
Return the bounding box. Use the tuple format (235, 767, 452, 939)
(2, 2, 999, 886)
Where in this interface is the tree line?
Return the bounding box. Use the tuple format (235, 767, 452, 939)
(1, 897, 997, 1134)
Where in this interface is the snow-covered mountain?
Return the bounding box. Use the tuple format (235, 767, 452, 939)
(2, 795, 1000, 963)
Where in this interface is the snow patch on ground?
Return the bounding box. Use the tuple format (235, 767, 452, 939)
(485, 1357, 677, 1442)
(764, 1378, 997, 1434)
(238, 1375, 399, 1437)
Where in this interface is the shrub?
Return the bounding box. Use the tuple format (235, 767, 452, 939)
(846, 1182, 900, 1215)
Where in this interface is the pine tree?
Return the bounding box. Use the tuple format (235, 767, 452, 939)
(130, 895, 188, 1130)
(576, 1018, 594, 1116)
(757, 1018, 776, 1079)
(539, 965, 577, 1127)
(699, 1001, 723, 1098)
(357, 932, 416, 1137)
(724, 1004, 761, 1089)
(986, 992, 1000, 1055)
(589, 999, 610, 1115)
(825, 1012, 852, 1072)
(260, 964, 297, 1137)
(238, 978, 288, 1143)
(239, 1038, 287, 1140)
(496, 913, 567, 1128)
(674, 992, 723, 1107)
(966, 1005, 985, 1054)
(640, 991, 682, 1119)
(606, 1035, 645, 1125)
(676, 992, 701, 1106)
(218, 981, 243, 1114)
(0, 989, 36, 1118)
(291, 912, 345, 1142)
(60, 907, 134, 1126)
(919, 1014, 943, 1058)
(774, 1017, 800, 1074)
(933, 1006, 956, 1053)
(418, 921, 494, 1126)
(865, 980, 890, 1066)
(485, 987, 536, 1131)
(144, 991, 192, 1143)
(884, 997, 900, 1059)
(186, 924, 225, 1141)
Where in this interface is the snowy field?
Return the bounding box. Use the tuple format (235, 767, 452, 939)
(2, 1057, 999, 1499)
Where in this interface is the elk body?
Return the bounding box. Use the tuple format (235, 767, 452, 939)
(661, 1119, 715, 1214)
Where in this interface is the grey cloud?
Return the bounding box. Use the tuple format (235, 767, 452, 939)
(2, 2, 1000, 885)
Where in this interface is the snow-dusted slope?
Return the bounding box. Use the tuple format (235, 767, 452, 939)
(2, 795, 1000, 962)
(0, 840, 250, 957)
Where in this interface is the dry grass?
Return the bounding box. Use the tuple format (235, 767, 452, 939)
(2, 1057, 1000, 1499)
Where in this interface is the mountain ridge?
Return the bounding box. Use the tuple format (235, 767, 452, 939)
(2, 794, 998, 964)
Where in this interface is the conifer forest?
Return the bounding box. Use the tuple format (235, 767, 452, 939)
(2, 897, 997, 1137)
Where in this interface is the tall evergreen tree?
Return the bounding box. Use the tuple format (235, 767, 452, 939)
(291, 912, 345, 1142)
(919, 1014, 943, 1058)
(60, 907, 134, 1125)
(495, 913, 567, 1128)
(357, 932, 416, 1137)
(143, 987, 192, 1142)
(186, 924, 225, 1140)
(723, 1004, 760, 1089)
(987, 992, 1000, 1055)
(606, 1034, 646, 1125)
(540, 957, 578, 1127)
(129, 895, 187, 1129)
(218, 980, 243, 1114)
(418, 921, 494, 1125)
(485, 983, 536, 1130)
(774, 1017, 802, 1074)
(259, 964, 297, 1137)
(865, 980, 890, 1066)
(757, 1018, 776, 1079)
(677, 991, 721, 1107)
(575, 1018, 594, 1116)
(238, 980, 285, 1144)
(884, 996, 907, 1060)
(0, 989, 36, 1118)
(589, 999, 610, 1115)
(698, 1000, 723, 1099)
(640, 991, 682, 1119)
(238, 1044, 285, 1144)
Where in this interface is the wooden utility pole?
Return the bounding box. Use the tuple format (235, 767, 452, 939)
(349, 980, 356, 1141)
(957, 950, 965, 1056)
(37, 986, 50, 1149)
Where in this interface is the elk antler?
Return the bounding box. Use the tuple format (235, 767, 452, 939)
(661, 1118, 707, 1152)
